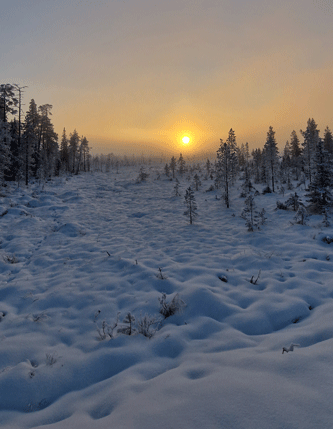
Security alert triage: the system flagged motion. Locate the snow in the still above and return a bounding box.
[0,166,333,428]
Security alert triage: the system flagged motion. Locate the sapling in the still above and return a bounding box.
[184,186,197,224]
[173,179,181,197]
[294,205,309,225]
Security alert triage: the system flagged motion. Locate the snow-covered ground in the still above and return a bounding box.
[1,166,333,429]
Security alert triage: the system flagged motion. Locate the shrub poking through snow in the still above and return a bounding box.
[96,313,120,340]
[156,267,167,279]
[262,186,272,194]
[158,293,186,318]
[250,269,261,285]
[137,313,159,338]
[322,236,333,244]
[282,344,300,354]
[118,312,136,335]
[3,253,18,264]
[276,201,288,210]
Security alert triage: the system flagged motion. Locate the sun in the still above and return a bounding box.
[182,136,190,144]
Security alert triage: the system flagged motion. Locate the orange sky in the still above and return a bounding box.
[1,0,333,156]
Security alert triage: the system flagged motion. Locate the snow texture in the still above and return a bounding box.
[0,167,333,428]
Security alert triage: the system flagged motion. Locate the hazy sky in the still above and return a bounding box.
[1,0,333,155]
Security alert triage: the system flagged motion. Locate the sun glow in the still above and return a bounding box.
[182,136,190,144]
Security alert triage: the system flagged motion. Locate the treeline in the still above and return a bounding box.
[163,121,333,214]
[0,83,90,186]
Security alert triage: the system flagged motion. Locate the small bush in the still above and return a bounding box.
[158,293,186,318]
[276,201,288,210]
[323,236,333,244]
[96,313,120,340]
[262,186,272,194]
[137,313,160,338]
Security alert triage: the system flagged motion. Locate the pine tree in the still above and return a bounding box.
[68,129,80,174]
[281,140,291,186]
[178,153,186,175]
[290,130,302,180]
[263,126,279,192]
[193,173,201,191]
[251,148,262,184]
[241,194,258,231]
[206,159,211,175]
[301,118,319,185]
[184,186,197,224]
[37,104,58,180]
[173,178,181,196]
[118,312,136,335]
[0,119,11,185]
[22,99,39,185]
[306,140,332,212]
[323,126,333,157]
[285,192,302,211]
[169,156,177,178]
[60,128,69,172]
[215,129,238,208]
[80,137,89,172]
[0,84,18,123]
